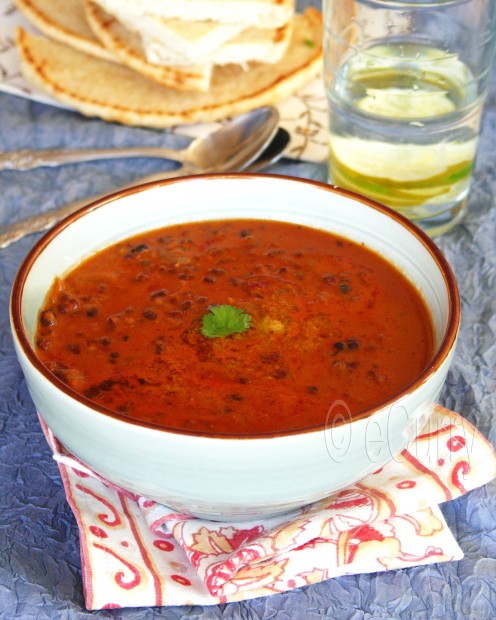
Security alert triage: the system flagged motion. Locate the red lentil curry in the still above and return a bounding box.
[35,219,434,435]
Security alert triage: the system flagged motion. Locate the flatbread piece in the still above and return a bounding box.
[85,0,292,83]
[14,0,116,61]
[15,0,214,92]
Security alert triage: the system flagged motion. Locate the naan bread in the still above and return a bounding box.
[14,0,115,61]
[15,0,213,92]
[85,0,293,71]
[16,8,323,128]
[84,1,214,92]
[91,0,295,28]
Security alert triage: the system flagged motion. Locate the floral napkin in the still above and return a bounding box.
[40,405,496,610]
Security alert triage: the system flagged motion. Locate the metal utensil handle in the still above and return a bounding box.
[0,166,189,249]
[0,124,287,249]
[0,146,189,170]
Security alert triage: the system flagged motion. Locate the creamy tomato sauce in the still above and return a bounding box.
[35,219,434,435]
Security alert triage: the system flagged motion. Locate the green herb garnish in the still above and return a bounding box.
[201,305,252,338]
[304,39,316,48]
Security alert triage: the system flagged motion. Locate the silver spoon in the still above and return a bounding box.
[130,126,290,186]
[0,106,279,172]
[247,127,290,172]
[0,128,289,250]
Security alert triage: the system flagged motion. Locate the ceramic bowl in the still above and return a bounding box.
[10,174,460,520]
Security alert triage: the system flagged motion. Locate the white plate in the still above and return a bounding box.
[0,1,328,162]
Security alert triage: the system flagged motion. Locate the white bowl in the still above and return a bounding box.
[10,174,460,520]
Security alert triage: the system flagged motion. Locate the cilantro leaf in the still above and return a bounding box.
[201,305,252,338]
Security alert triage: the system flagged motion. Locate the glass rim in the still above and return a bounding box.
[353,0,478,7]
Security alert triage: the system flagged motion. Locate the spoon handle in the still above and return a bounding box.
[0,166,190,249]
[0,146,188,170]
[0,124,288,249]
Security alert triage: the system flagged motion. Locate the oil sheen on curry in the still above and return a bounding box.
[35,219,434,435]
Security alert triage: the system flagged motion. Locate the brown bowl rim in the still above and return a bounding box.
[10,173,461,439]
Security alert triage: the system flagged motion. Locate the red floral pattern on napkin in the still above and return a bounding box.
[40,405,496,609]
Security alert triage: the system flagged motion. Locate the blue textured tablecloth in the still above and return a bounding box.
[1,23,495,620]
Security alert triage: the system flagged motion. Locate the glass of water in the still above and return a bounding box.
[323,0,496,236]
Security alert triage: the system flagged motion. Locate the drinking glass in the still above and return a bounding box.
[323,0,496,236]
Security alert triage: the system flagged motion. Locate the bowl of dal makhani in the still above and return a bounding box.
[10,174,459,520]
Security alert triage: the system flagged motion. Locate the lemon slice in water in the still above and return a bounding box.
[330,135,477,183]
[333,81,477,182]
[357,87,457,118]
